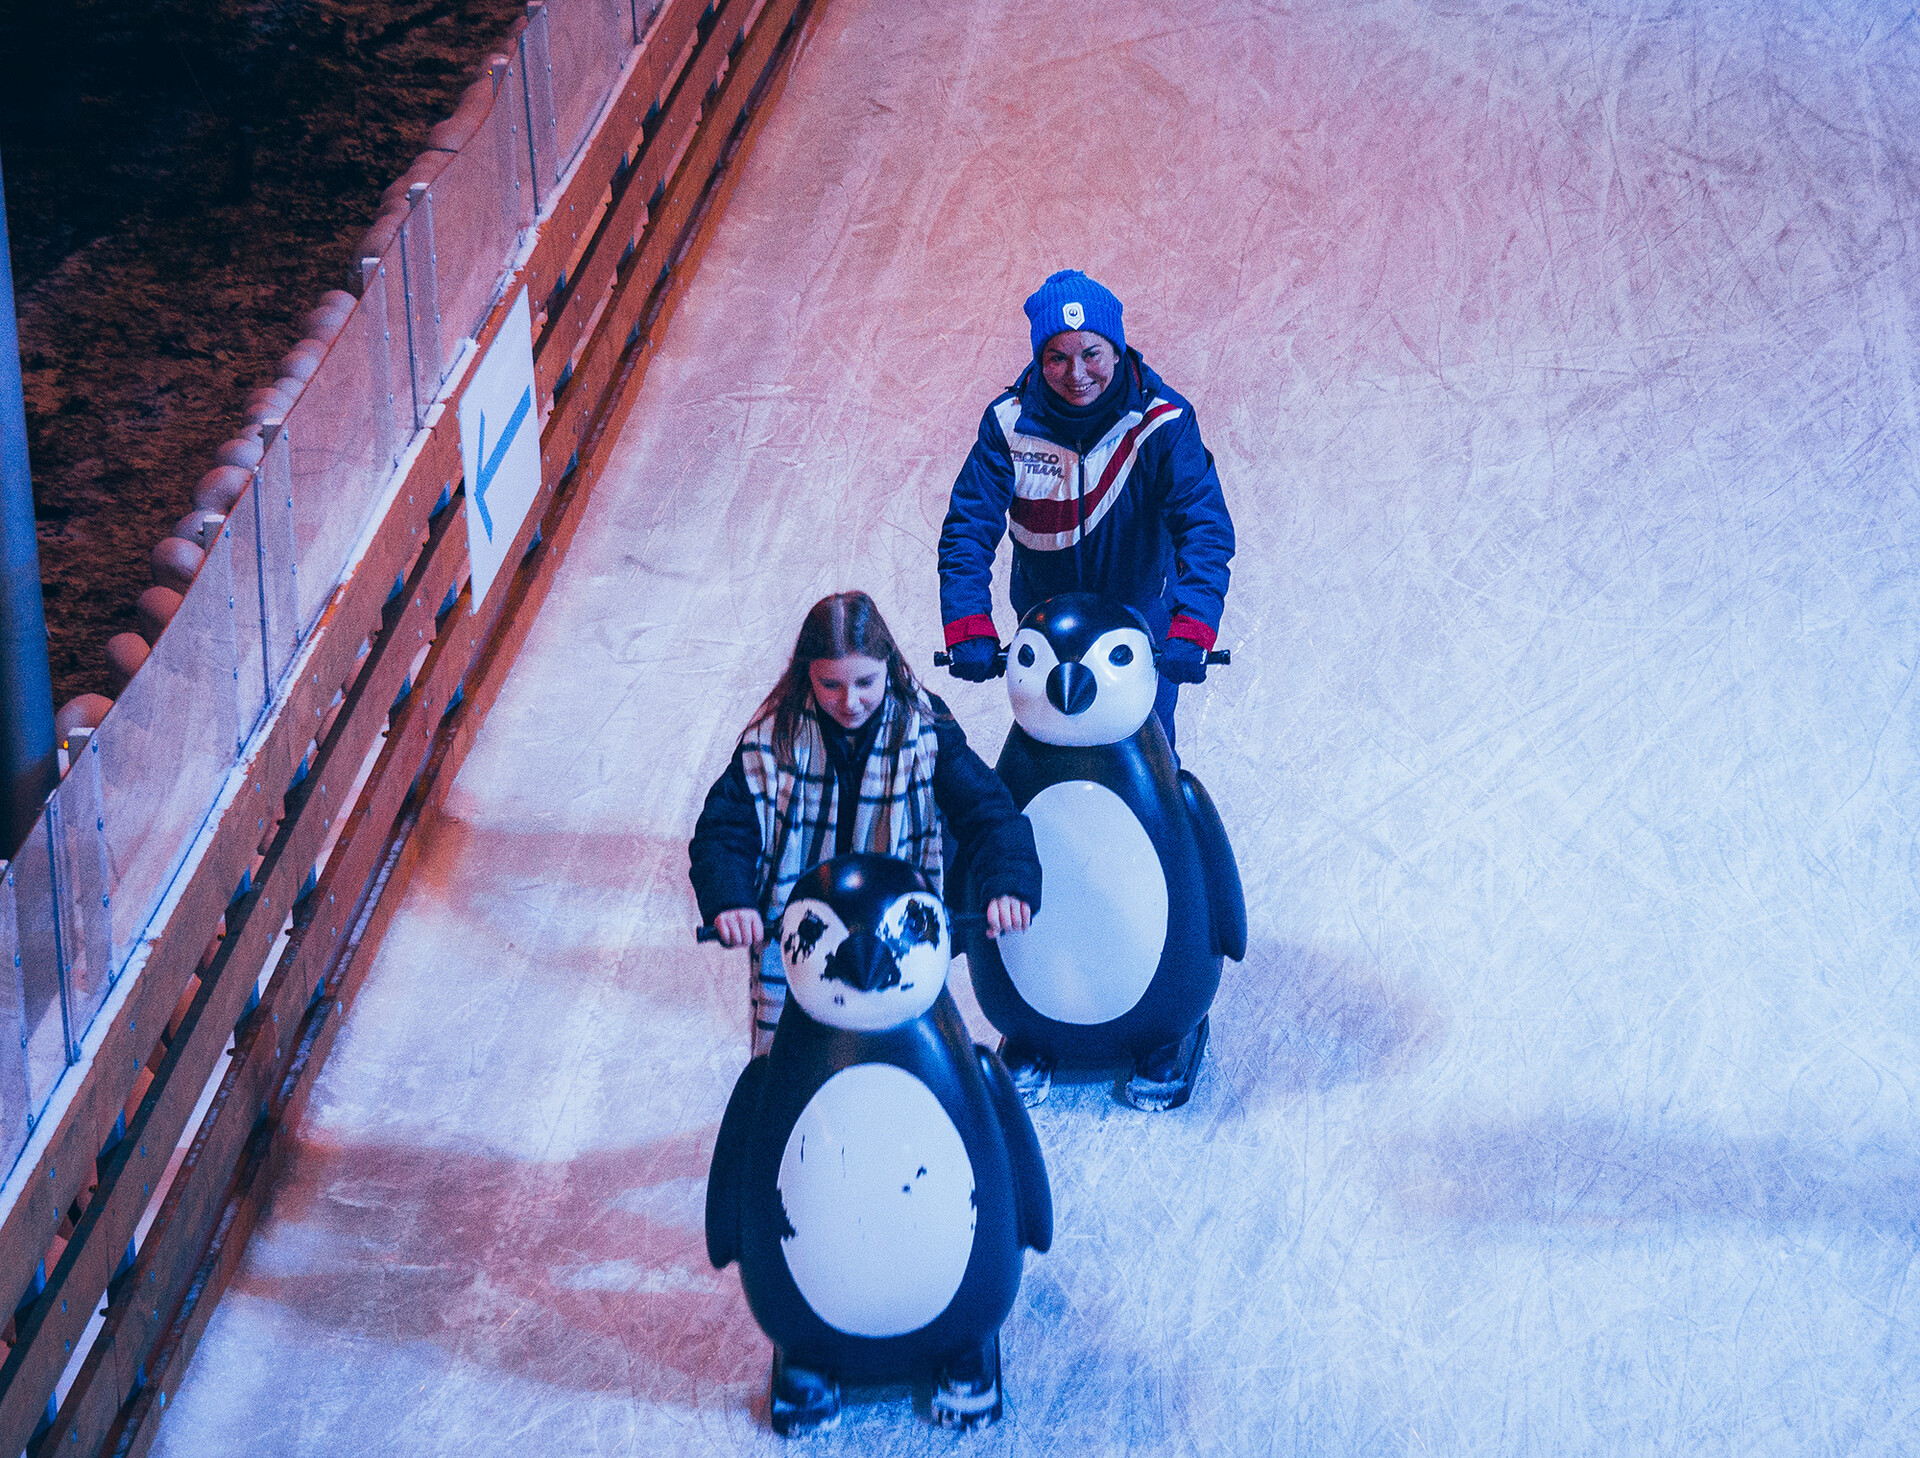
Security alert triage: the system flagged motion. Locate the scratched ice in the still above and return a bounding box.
[156,2,1918,1454]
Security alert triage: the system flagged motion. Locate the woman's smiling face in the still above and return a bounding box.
[1039,330,1119,406]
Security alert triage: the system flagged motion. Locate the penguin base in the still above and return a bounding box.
[932,1334,1004,1430]
[1124,1016,1209,1112]
[770,1352,842,1437]
[998,1037,1055,1108]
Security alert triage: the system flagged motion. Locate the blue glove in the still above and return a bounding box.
[1158,637,1208,684]
[947,636,1001,683]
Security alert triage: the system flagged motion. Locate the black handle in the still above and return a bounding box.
[704,912,996,946]
[931,648,1009,679]
[935,647,1228,673]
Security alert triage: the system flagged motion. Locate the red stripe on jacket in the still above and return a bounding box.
[1008,403,1181,536]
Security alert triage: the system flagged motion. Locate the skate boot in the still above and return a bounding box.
[1124,1015,1208,1112]
[932,1334,1004,1429]
[770,1351,841,1437]
[998,1037,1054,1108]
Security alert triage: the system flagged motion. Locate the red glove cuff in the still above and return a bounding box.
[1167,615,1217,651]
[943,614,999,648]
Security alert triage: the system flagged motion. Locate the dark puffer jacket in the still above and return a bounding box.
[938,350,1235,651]
[688,694,1041,923]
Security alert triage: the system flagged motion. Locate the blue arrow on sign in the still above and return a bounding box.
[474,385,534,542]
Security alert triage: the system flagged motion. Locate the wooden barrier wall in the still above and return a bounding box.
[0,0,819,1450]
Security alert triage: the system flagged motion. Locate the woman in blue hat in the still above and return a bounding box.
[936,270,1236,753]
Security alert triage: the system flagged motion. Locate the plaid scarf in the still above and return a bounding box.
[738,690,943,923]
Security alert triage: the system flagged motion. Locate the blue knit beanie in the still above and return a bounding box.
[1024,270,1125,358]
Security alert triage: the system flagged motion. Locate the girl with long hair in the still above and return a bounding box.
[689,591,1039,1054]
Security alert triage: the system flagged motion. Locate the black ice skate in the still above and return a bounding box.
[998,1037,1054,1108]
[770,1351,841,1437]
[932,1334,1004,1429]
[1124,1015,1208,1112]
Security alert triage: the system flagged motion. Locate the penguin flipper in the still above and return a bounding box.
[977,1046,1053,1253]
[1180,769,1247,961]
[705,1054,770,1269]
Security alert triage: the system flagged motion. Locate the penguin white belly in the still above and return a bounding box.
[776,1063,977,1338]
[1000,780,1168,1024]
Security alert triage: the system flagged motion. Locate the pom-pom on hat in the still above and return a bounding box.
[1024,270,1125,358]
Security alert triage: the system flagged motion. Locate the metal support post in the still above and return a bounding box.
[0,149,57,859]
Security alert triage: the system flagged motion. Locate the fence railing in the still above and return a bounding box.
[0,0,819,1449]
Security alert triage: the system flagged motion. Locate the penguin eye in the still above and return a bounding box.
[1108,644,1134,667]
[1017,644,1036,668]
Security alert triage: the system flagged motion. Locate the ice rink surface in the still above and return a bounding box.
[156,1,1919,1453]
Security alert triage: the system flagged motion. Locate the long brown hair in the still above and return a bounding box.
[753,592,932,767]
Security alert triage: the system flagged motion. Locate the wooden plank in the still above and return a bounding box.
[0,449,453,1386]
[66,303,549,1458]
[523,0,713,323]
[14,0,823,1449]
[104,1120,275,1458]
[532,0,739,402]
[1,433,457,1454]
[27,504,472,1458]
[543,0,803,491]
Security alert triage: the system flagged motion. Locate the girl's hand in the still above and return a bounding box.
[983,897,1032,938]
[714,908,764,952]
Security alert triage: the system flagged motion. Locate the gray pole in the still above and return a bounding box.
[0,149,56,859]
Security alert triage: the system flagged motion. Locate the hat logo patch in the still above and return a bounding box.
[1063,301,1085,328]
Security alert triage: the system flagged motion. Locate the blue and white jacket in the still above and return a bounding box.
[938,351,1235,651]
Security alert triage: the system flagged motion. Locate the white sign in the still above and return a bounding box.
[457,288,542,612]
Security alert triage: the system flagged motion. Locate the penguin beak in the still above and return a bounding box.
[1046,661,1097,715]
[822,929,903,992]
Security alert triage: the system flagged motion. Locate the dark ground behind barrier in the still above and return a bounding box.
[0,0,525,708]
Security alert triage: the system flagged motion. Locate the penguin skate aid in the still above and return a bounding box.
[688,591,1041,1056]
[703,854,1054,1434]
[940,592,1247,1113]
[935,269,1236,757]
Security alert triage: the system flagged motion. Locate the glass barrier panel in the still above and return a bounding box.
[399,206,445,420]
[501,58,538,236]
[286,288,407,634]
[49,745,113,1046]
[520,7,561,204]
[93,511,250,972]
[363,245,424,435]
[425,95,522,377]
[547,0,630,173]
[357,256,412,458]
[256,425,301,678]
[632,0,663,46]
[220,476,270,747]
[12,815,70,1120]
[1,863,29,1172]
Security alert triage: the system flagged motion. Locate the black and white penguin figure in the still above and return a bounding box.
[705,853,1053,1436]
[962,592,1247,1111]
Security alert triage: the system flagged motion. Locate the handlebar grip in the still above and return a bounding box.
[931,649,1010,679]
[1207,649,1231,666]
[695,926,720,944]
